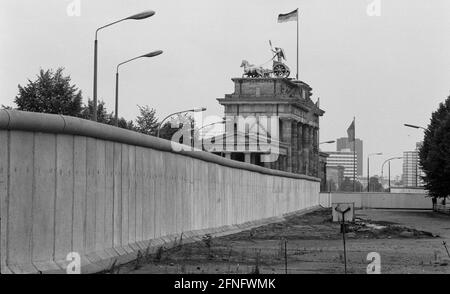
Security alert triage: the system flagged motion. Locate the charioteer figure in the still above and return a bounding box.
[269,40,291,78]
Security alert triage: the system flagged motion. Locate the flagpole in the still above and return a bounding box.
[296,8,299,80]
[353,117,356,192]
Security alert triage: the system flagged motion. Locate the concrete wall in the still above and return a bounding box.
[319,192,432,210]
[0,110,320,274]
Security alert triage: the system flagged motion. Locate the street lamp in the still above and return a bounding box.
[404,124,427,131]
[320,140,336,145]
[367,152,383,192]
[198,118,230,135]
[157,108,207,138]
[93,10,156,122]
[114,50,163,126]
[381,157,402,192]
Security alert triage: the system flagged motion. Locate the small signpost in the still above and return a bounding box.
[333,203,355,274]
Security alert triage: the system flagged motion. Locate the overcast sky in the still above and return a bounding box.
[1,0,449,177]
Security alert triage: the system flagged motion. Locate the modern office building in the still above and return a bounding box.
[325,149,358,180]
[336,137,363,176]
[402,142,425,187]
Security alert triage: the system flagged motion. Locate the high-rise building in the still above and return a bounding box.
[336,137,363,176]
[325,150,358,180]
[402,142,424,187]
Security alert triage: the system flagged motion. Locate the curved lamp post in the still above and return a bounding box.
[404,124,427,131]
[367,152,383,192]
[381,157,402,192]
[114,50,163,126]
[157,108,207,138]
[93,10,156,122]
[198,118,231,136]
[319,140,336,145]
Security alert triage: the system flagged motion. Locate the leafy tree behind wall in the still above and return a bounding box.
[135,105,159,136]
[420,96,450,199]
[339,177,364,192]
[368,177,384,192]
[10,67,193,137]
[80,99,113,124]
[14,68,82,116]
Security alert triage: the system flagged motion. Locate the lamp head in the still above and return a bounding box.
[126,10,155,20]
[404,124,420,129]
[142,50,163,58]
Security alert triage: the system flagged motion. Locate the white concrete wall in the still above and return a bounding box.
[320,192,432,210]
[0,112,320,274]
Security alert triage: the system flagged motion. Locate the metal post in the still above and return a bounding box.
[191,119,195,149]
[341,215,347,274]
[93,39,98,122]
[114,71,119,127]
[367,157,370,192]
[296,10,299,80]
[335,206,350,274]
[415,153,418,187]
[388,161,391,192]
[284,240,288,274]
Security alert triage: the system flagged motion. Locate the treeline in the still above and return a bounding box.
[419,95,450,200]
[322,177,384,193]
[3,67,187,140]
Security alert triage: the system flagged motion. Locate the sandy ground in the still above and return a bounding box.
[115,209,450,274]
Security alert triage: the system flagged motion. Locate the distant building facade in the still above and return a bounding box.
[325,150,357,180]
[336,137,363,176]
[212,77,324,177]
[402,144,425,187]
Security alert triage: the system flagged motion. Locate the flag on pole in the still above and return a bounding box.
[347,120,355,142]
[278,9,298,23]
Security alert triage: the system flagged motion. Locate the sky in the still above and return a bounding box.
[1,0,449,178]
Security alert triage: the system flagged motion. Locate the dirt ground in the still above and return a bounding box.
[113,208,450,274]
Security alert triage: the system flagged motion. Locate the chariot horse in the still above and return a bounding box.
[240,60,269,78]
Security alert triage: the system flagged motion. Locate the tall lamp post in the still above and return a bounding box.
[381,157,402,192]
[367,152,383,192]
[320,140,336,145]
[157,108,207,138]
[115,50,163,126]
[404,123,426,187]
[93,10,156,122]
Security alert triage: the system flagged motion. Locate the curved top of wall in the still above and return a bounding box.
[0,110,319,182]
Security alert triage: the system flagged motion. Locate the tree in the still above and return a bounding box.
[117,117,135,131]
[158,121,182,141]
[339,177,363,192]
[325,179,337,192]
[14,68,82,116]
[369,177,383,192]
[157,114,195,142]
[419,96,450,199]
[80,99,113,124]
[135,105,159,136]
